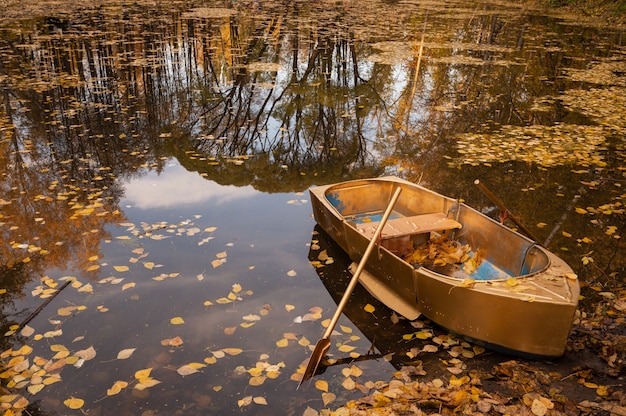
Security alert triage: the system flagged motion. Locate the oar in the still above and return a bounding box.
[474,179,541,243]
[298,186,402,389]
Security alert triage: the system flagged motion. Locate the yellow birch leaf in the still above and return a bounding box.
[27,384,45,395]
[122,282,135,291]
[204,357,217,365]
[364,304,376,313]
[170,317,185,325]
[298,337,310,347]
[322,392,336,406]
[144,262,155,270]
[253,396,268,405]
[342,377,356,390]
[575,207,588,214]
[232,283,242,293]
[64,397,84,409]
[249,376,266,386]
[340,325,352,333]
[276,338,289,347]
[222,348,243,355]
[117,348,136,360]
[135,368,153,380]
[114,265,129,272]
[285,304,295,312]
[315,379,329,392]
[338,344,356,353]
[107,380,128,396]
[238,396,252,408]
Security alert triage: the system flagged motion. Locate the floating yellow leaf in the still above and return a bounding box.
[177,365,200,376]
[64,397,84,409]
[315,379,329,392]
[322,392,336,406]
[238,396,252,408]
[117,348,136,360]
[232,283,242,293]
[575,207,588,214]
[364,304,376,313]
[135,368,153,380]
[340,325,352,333]
[253,397,268,405]
[134,378,161,390]
[144,262,155,269]
[222,348,243,356]
[114,265,129,272]
[249,376,266,386]
[170,317,185,325]
[342,377,356,390]
[27,384,45,395]
[285,304,295,312]
[122,282,135,291]
[107,380,128,396]
[338,344,356,353]
[75,346,96,361]
[276,339,289,348]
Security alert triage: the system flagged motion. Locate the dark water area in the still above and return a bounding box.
[1,0,625,414]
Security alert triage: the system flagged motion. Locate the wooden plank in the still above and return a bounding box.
[356,212,461,240]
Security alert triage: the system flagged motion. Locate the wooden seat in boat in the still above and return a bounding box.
[356,212,462,256]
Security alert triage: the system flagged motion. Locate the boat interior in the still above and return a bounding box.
[324,179,550,281]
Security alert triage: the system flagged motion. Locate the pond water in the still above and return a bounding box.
[1,0,625,415]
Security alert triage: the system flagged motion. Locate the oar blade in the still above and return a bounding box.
[297,337,331,389]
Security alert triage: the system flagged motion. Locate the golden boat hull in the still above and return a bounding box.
[310,176,580,358]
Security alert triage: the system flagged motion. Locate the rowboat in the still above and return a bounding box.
[309,176,580,358]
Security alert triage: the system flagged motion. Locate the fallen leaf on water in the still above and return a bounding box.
[75,346,96,361]
[64,397,84,409]
[177,364,203,376]
[364,304,376,313]
[117,348,136,360]
[107,380,128,396]
[114,265,129,272]
[287,269,297,277]
[249,376,266,386]
[321,392,336,407]
[135,368,153,380]
[238,396,252,408]
[315,379,329,392]
[253,397,268,405]
[170,317,185,325]
[222,348,243,355]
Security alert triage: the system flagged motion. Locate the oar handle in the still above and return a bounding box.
[474,179,541,243]
[322,186,402,339]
